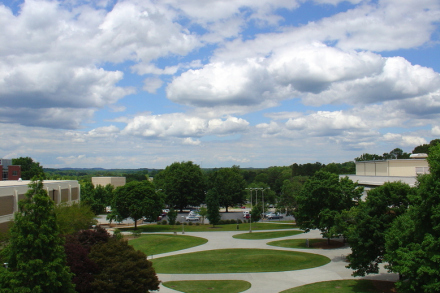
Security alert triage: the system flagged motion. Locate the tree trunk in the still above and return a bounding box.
[226,206,229,212]
[327,237,330,245]
[134,219,138,230]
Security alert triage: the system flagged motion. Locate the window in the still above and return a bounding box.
[12,171,18,176]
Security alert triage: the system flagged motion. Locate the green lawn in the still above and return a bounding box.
[268,238,345,249]
[121,222,297,232]
[162,280,251,293]
[129,234,208,256]
[280,279,396,293]
[233,230,303,240]
[151,248,330,274]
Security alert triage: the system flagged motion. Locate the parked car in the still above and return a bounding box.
[243,211,249,218]
[267,213,283,220]
[186,216,200,221]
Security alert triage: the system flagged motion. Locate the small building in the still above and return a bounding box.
[0,159,21,181]
[0,180,80,233]
[92,177,126,188]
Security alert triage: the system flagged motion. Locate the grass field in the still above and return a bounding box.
[129,234,208,256]
[268,238,345,249]
[162,280,251,293]
[233,230,303,240]
[151,248,330,274]
[121,222,297,232]
[279,279,396,293]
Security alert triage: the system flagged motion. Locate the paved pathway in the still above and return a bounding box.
[136,227,398,293]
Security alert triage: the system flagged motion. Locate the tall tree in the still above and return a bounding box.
[154,161,206,212]
[12,157,45,180]
[0,179,75,293]
[384,144,440,292]
[113,180,163,230]
[206,190,221,227]
[208,166,246,212]
[345,182,412,276]
[294,171,363,244]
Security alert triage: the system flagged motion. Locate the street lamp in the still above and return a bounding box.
[262,187,270,222]
[249,213,252,233]
[181,216,185,234]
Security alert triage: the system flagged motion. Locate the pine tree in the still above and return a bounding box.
[0,179,75,293]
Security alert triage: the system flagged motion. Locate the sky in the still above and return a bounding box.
[0,0,439,169]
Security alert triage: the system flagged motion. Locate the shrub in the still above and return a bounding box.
[161,220,168,225]
[230,219,236,224]
[237,219,242,224]
[176,221,181,225]
[195,222,200,226]
[188,221,193,226]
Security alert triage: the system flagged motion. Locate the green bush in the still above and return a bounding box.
[176,221,181,225]
[188,221,193,226]
[113,228,123,240]
[230,219,236,224]
[237,219,242,224]
[161,220,168,225]
[195,222,200,226]
[132,230,141,238]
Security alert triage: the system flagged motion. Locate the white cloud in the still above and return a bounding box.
[121,113,249,138]
[432,126,440,136]
[143,77,164,94]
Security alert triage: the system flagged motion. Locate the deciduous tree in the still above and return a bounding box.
[113,180,163,230]
[208,166,246,212]
[0,179,75,293]
[206,190,221,227]
[154,161,206,212]
[345,182,412,276]
[295,171,363,244]
[12,157,45,180]
[384,144,440,292]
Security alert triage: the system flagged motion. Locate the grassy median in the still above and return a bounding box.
[129,234,208,256]
[151,248,330,274]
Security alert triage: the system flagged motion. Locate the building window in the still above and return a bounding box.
[416,167,430,175]
[12,171,18,176]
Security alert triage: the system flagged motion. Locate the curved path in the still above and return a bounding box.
[139,228,398,293]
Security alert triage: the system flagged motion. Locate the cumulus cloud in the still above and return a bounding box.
[121,113,249,138]
[0,0,198,129]
[432,126,440,136]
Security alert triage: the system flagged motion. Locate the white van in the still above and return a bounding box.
[243,211,249,218]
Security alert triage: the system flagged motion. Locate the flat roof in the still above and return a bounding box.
[0,180,78,188]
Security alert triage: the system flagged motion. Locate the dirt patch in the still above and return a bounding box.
[311,240,345,249]
[371,280,397,293]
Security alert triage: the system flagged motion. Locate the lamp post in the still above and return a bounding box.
[181,216,185,234]
[262,187,270,222]
[249,213,252,233]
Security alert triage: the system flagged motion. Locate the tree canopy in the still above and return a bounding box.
[113,180,163,229]
[207,166,246,212]
[294,171,363,242]
[12,157,45,180]
[345,181,412,276]
[384,144,440,292]
[154,161,206,212]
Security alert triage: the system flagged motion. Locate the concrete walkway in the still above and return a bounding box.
[137,228,398,293]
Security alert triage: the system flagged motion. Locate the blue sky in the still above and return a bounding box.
[0,0,439,169]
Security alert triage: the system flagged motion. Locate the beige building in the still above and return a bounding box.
[92,177,126,188]
[0,180,80,233]
[342,155,429,198]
